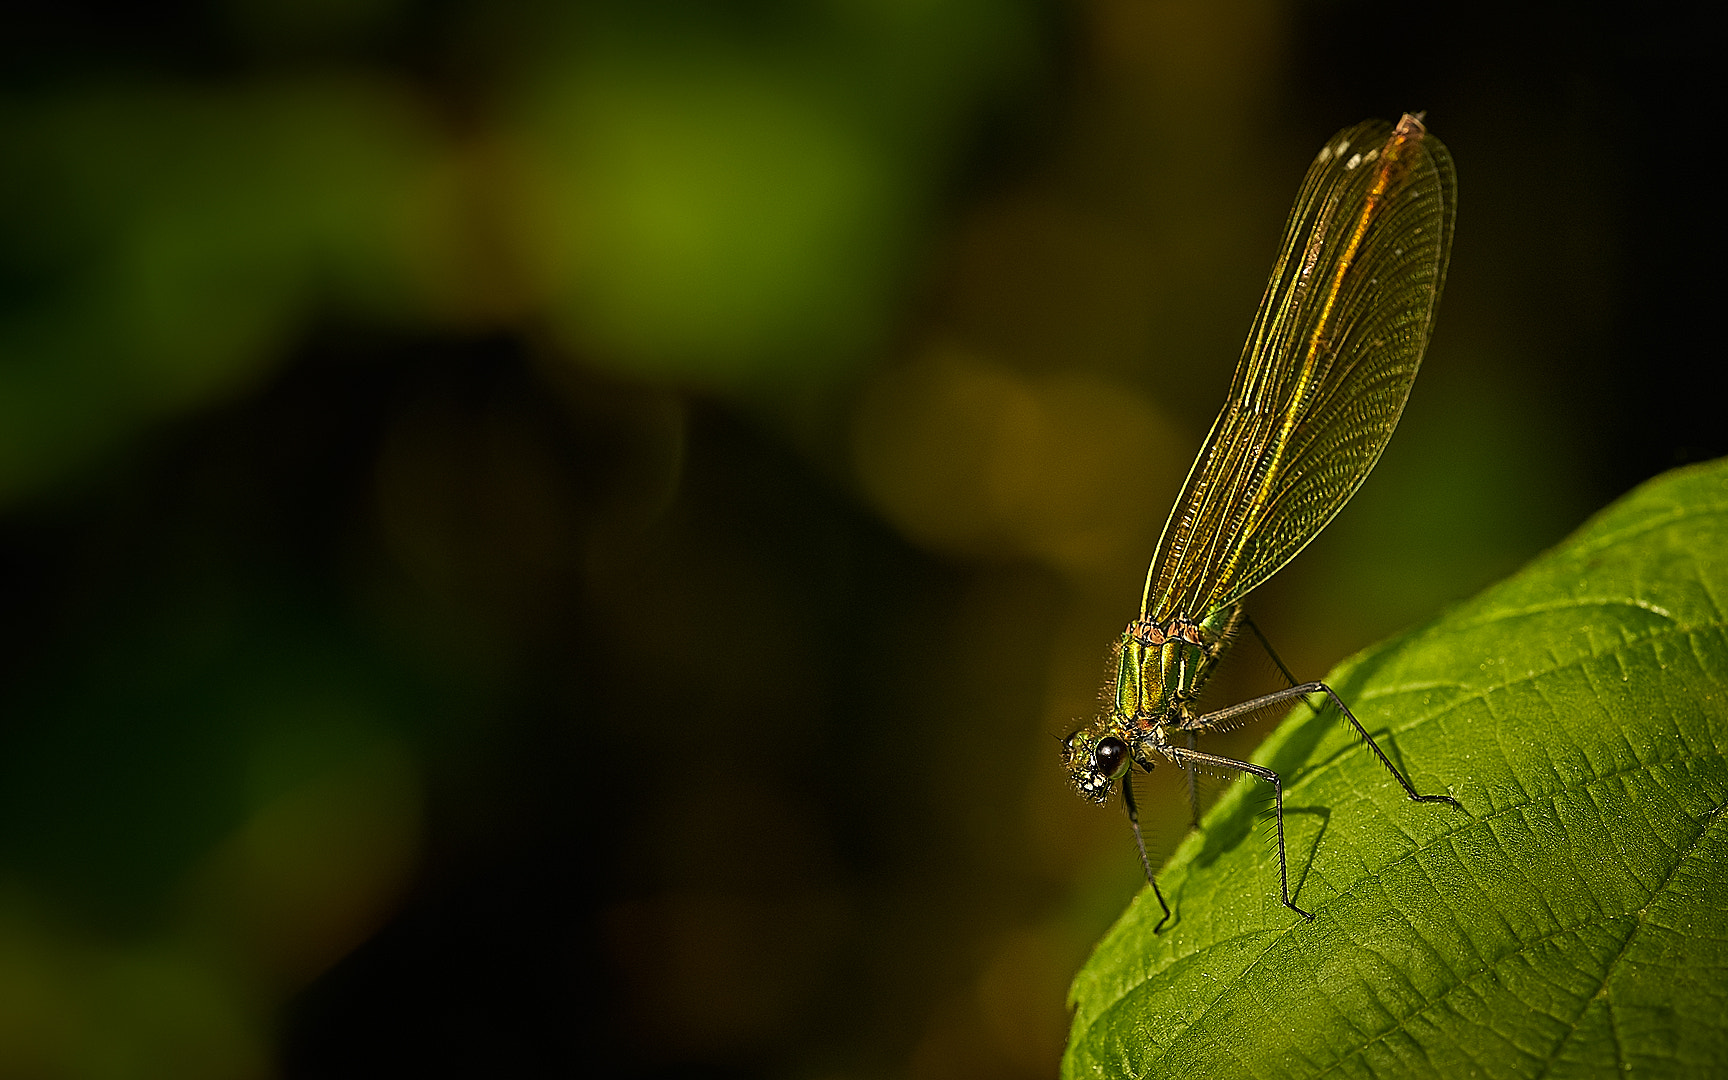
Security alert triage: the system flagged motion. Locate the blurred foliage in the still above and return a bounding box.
[0,0,1716,1078]
[0,79,447,499]
[1066,458,1728,1078]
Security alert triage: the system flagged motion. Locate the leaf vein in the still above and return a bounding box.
[1528,798,1728,1078]
[1547,498,1728,565]
[1299,619,1725,799]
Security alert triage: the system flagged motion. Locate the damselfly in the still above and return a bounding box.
[1061,113,1461,930]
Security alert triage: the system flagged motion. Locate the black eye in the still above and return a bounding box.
[1094,736,1128,779]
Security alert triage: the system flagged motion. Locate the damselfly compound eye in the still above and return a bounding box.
[1093,737,1128,780]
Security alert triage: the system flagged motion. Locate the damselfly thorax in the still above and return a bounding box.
[1116,608,1241,727]
[1069,606,1241,798]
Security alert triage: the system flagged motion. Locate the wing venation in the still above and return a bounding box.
[1140,115,1457,622]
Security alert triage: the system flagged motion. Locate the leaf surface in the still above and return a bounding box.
[1065,459,1728,1079]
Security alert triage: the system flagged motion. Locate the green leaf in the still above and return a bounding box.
[1064,458,1728,1079]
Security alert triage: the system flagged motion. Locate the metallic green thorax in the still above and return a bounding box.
[1064,605,1243,802]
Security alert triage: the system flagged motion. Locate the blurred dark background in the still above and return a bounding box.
[0,1,1716,1077]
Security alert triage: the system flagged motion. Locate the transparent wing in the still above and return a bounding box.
[1141,114,1456,622]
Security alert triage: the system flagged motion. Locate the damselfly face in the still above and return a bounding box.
[1062,722,1136,803]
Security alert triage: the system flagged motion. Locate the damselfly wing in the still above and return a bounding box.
[1061,113,1461,930]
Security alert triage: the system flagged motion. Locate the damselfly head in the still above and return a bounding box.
[1063,723,1137,804]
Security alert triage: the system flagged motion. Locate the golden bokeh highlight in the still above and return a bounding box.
[853,345,1186,583]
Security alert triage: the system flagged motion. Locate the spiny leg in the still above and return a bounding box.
[1165,744,1311,920]
[1183,616,1286,830]
[1184,729,1201,829]
[1189,682,1461,809]
[1242,615,1302,692]
[1121,770,1172,933]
